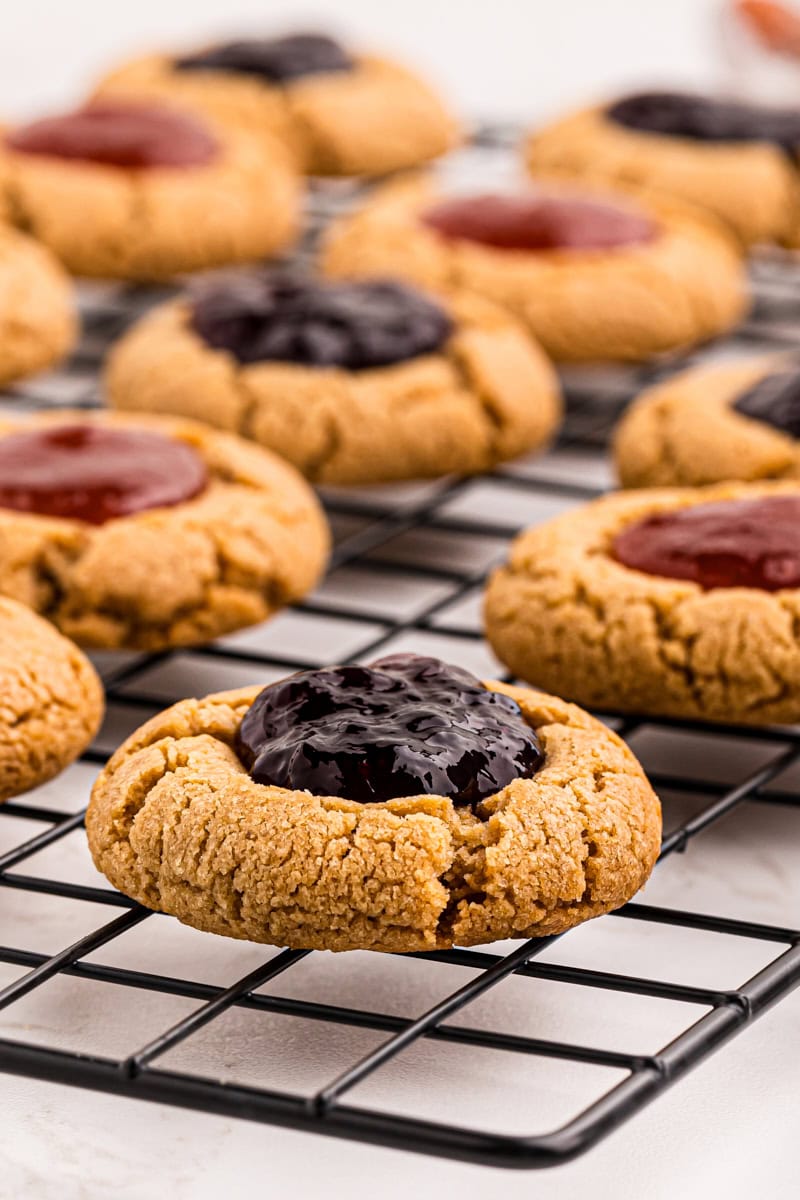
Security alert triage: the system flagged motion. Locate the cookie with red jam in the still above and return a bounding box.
[0,411,328,649]
[86,654,661,952]
[93,31,458,177]
[320,176,748,363]
[615,356,800,488]
[524,91,800,246]
[0,226,77,385]
[0,596,103,802]
[0,101,300,280]
[104,270,561,485]
[486,481,800,724]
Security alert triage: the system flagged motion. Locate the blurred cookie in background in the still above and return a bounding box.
[525,90,800,247]
[615,355,800,487]
[485,480,800,725]
[0,410,329,650]
[93,31,458,177]
[320,175,749,362]
[0,225,76,383]
[0,596,103,802]
[104,269,562,485]
[0,100,301,280]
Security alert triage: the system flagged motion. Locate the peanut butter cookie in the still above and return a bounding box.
[94,32,458,177]
[104,272,562,485]
[0,225,77,384]
[320,176,748,363]
[486,481,800,725]
[0,410,329,650]
[0,596,103,801]
[524,93,800,247]
[86,655,661,952]
[614,357,800,488]
[0,101,300,281]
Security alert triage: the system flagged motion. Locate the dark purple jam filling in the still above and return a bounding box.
[607,91,800,155]
[235,654,544,807]
[189,273,453,369]
[175,33,354,84]
[733,366,800,437]
[613,495,800,591]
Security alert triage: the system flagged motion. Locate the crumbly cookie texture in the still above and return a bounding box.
[0,411,329,650]
[320,176,749,363]
[104,288,562,485]
[614,357,800,488]
[94,53,458,177]
[524,105,799,247]
[86,681,661,953]
[0,225,76,384]
[0,122,300,281]
[485,480,800,725]
[0,596,103,801]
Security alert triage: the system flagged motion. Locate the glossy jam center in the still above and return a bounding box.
[235,654,544,807]
[420,193,656,252]
[0,424,209,524]
[733,367,800,437]
[607,91,800,153]
[190,273,453,368]
[6,103,218,168]
[613,495,800,590]
[175,33,354,84]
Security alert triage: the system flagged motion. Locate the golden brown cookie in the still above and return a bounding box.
[0,410,329,650]
[320,176,749,363]
[86,674,661,953]
[614,356,800,488]
[94,42,458,177]
[0,225,77,384]
[0,102,301,281]
[524,103,799,247]
[0,596,103,801]
[104,273,562,485]
[485,480,800,725]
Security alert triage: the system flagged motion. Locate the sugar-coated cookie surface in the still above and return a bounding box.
[485,480,800,725]
[105,280,562,485]
[94,45,458,177]
[614,358,800,488]
[0,410,329,650]
[0,597,103,801]
[320,176,748,363]
[86,680,661,953]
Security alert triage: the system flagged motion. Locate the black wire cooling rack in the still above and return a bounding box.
[0,130,799,1170]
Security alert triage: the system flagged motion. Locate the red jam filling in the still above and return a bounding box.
[0,424,209,524]
[420,193,656,252]
[6,103,218,169]
[613,495,800,591]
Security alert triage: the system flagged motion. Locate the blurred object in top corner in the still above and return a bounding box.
[721,1,800,101]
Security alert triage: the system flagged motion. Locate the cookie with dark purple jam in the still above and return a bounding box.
[87,663,661,951]
[106,268,562,486]
[614,359,800,490]
[189,274,453,369]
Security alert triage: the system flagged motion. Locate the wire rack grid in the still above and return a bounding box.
[0,131,799,1170]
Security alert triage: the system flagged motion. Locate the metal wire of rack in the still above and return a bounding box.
[0,130,799,1170]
